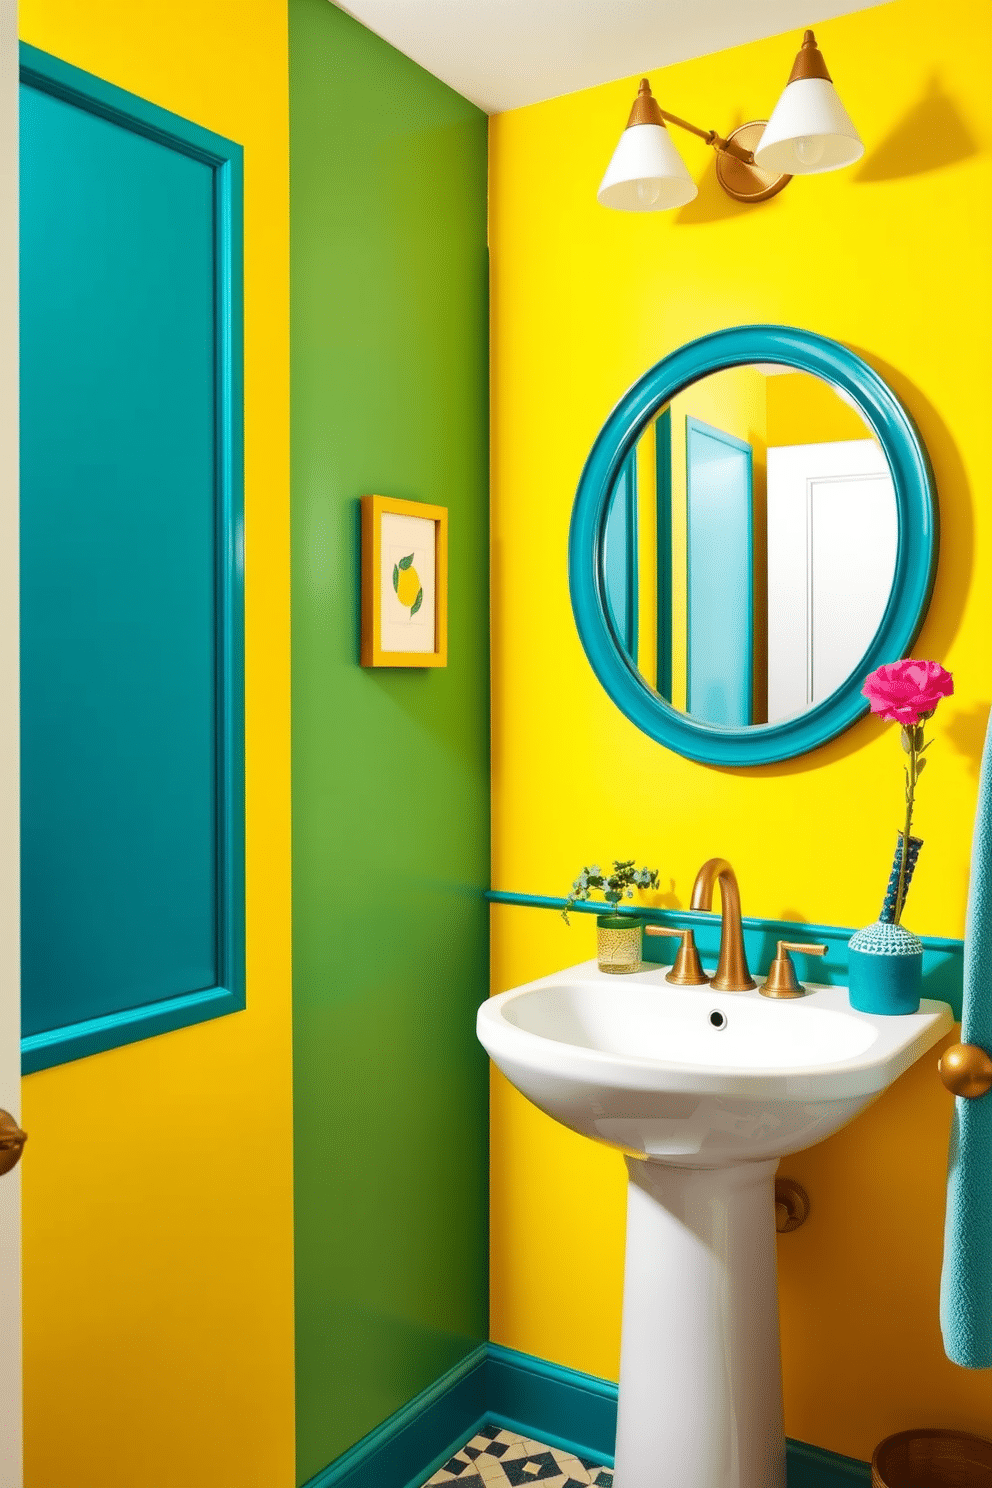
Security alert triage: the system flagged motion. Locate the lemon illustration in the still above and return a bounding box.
[396,563,420,606]
[392,553,424,616]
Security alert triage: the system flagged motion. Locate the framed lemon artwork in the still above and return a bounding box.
[360,494,448,667]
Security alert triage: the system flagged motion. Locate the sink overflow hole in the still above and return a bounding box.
[709,1010,728,1031]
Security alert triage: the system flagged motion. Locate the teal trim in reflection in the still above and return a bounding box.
[569,325,938,766]
[486,889,964,1018]
[655,408,672,701]
[685,416,753,726]
[19,45,245,1072]
[602,450,638,662]
[300,1341,871,1488]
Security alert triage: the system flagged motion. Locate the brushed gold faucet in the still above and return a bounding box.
[690,858,756,992]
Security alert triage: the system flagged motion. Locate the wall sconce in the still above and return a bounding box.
[598,30,863,211]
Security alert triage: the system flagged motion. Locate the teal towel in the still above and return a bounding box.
[941,705,992,1367]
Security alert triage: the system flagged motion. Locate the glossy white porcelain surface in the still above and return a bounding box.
[478,958,954,1166]
[616,1157,785,1488]
[478,955,953,1487]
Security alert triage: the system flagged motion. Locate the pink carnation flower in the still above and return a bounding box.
[862,659,954,725]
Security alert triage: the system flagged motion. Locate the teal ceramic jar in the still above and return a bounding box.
[847,921,923,1015]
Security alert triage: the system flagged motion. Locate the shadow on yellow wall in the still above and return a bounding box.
[855,77,977,181]
[490,0,992,1461]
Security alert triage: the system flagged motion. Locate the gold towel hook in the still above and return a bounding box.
[938,1043,992,1099]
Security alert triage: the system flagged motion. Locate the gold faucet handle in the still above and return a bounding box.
[645,925,710,986]
[760,940,828,999]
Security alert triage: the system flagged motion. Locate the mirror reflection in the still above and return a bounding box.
[603,365,897,727]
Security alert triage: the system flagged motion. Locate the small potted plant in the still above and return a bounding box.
[563,859,660,974]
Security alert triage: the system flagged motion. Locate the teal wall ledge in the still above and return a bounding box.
[300,1341,871,1488]
[486,890,964,1020]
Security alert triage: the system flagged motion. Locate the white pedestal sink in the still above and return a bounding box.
[477,959,953,1488]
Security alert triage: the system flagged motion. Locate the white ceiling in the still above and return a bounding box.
[331,0,888,114]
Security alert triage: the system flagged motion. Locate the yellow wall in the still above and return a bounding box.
[17,4,294,1485]
[766,370,875,445]
[490,0,992,1461]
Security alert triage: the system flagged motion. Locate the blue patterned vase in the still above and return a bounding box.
[847,920,923,1015]
[878,832,924,924]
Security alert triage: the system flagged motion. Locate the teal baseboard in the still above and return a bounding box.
[299,1345,487,1488]
[487,1344,615,1466]
[787,1439,872,1485]
[301,1341,871,1488]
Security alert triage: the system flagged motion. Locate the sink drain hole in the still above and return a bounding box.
[709,1010,728,1031]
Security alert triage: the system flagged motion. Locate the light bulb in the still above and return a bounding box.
[636,179,662,207]
[793,135,825,167]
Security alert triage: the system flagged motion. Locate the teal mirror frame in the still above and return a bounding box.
[569,325,939,767]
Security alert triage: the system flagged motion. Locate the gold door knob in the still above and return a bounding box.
[0,1110,27,1176]
[645,925,709,985]
[938,1043,992,1099]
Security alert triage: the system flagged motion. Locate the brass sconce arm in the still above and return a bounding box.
[623,78,786,204]
[657,109,753,165]
[627,82,754,165]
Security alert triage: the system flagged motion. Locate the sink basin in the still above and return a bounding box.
[478,958,954,1488]
[478,959,954,1167]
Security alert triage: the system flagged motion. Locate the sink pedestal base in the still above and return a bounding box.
[614,1157,785,1488]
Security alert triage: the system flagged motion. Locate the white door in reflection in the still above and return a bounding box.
[767,438,897,723]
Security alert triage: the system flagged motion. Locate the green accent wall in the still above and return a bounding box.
[289,2,490,1482]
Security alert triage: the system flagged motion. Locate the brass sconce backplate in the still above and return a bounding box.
[715,122,791,203]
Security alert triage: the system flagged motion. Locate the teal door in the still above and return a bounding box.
[685,417,753,726]
[19,47,244,1070]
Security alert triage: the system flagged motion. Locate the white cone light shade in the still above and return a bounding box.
[753,76,864,175]
[598,123,697,211]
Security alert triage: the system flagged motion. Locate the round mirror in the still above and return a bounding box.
[569,327,938,765]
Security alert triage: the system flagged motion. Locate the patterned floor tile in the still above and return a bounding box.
[424,1429,613,1488]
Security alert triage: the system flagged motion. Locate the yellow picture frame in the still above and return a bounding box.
[360,494,448,668]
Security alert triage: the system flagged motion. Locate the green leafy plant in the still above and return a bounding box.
[562,859,659,924]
